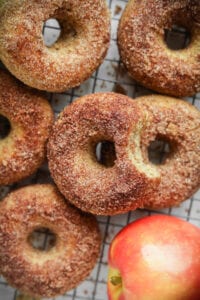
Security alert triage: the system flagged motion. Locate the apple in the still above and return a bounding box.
[108,215,200,300]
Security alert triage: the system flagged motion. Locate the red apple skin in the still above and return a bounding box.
[108,215,200,300]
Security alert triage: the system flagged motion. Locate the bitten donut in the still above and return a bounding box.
[0,184,101,298]
[47,93,200,215]
[0,0,110,92]
[118,0,200,97]
[0,69,53,185]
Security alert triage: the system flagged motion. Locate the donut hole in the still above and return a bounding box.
[148,137,174,165]
[0,115,11,139]
[28,227,57,251]
[95,141,116,167]
[43,18,61,47]
[43,18,77,48]
[164,25,191,50]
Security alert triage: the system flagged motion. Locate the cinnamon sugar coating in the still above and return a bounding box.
[48,93,200,214]
[47,92,160,215]
[136,95,200,209]
[118,0,200,97]
[0,0,110,92]
[0,184,101,298]
[0,69,53,185]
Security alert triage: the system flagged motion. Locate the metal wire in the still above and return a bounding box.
[0,0,199,299]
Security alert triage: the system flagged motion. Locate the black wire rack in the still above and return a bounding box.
[0,0,199,299]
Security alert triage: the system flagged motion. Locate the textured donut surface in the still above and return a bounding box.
[135,95,200,209]
[118,0,200,97]
[0,184,101,297]
[0,69,53,185]
[0,0,110,92]
[48,92,200,214]
[47,92,161,215]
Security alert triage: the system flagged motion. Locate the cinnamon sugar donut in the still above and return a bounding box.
[118,0,200,97]
[0,69,53,185]
[0,184,101,298]
[0,0,110,92]
[135,95,200,209]
[47,93,200,215]
[48,92,160,215]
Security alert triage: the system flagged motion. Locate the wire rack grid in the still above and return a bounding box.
[0,0,200,299]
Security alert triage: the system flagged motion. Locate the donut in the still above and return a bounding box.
[0,0,110,92]
[47,92,200,215]
[0,184,101,297]
[118,0,200,97]
[0,69,53,185]
[135,95,200,209]
[47,92,160,215]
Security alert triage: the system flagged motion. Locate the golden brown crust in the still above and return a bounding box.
[0,0,110,92]
[0,184,101,298]
[47,92,200,214]
[118,0,200,97]
[0,69,54,185]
